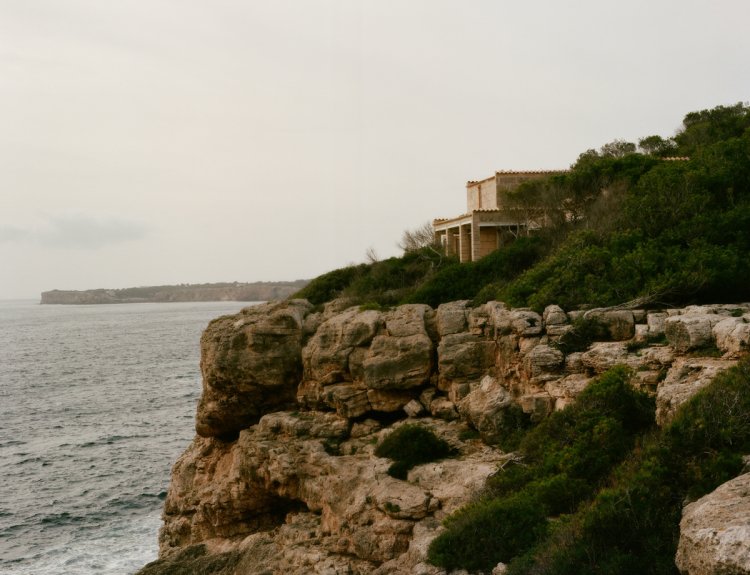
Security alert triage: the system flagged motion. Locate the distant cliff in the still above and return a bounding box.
[40,281,309,304]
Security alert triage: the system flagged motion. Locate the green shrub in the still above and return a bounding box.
[429,367,655,573]
[375,424,454,479]
[408,237,545,308]
[494,403,534,451]
[503,356,750,575]
[427,492,548,572]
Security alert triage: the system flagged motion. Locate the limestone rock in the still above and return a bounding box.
[256,411,349,440]
[676,472,750,575]
[647,312,668,337]
[458,376,513,443]
[384,304,432,337]
[404,399,426,418]
[565,352,584,373]
[196,299,313,438]
[546,323,572,337]
[437,333,496,391]
[713,316,750,357]
[367,389,415,412]
[543,304,568,326]
[655,358,737,426]
[302,307,383,385]
[523,344,565,380]
[585,310,635,341]
[665,314,724,353]
[633,323,649,342]
[518,393,555,419]
[545,373,591,410]
[486,301,512,336]
[363,333,433,390]
[580,342,631,373]
[435,300,469,336]
[509,309,543,336]
[160,412,505,573]
[430,398,459,421]
[408,445,509,514]
[321,383,370,418]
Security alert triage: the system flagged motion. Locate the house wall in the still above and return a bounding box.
[466,178,499,211]
[478,227,499,259]
[494,172,563,209]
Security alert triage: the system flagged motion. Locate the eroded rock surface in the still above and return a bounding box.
[157,412,504,574]
[146,298,750,575]
[196,299,313,438]
[676,472,750,575]
[655,357,737,426]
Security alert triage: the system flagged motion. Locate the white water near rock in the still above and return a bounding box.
[0,300,252,575]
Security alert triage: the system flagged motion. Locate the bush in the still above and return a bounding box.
[429,367,655,573]
[503,356,750,575]
[375,424,454,479]
[408,237,546,308]
[427,492,548,572]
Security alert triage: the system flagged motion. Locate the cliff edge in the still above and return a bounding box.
[138,299,750,575]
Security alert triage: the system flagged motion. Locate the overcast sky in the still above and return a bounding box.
[1,0,749,299]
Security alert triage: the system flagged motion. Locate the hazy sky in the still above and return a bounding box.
[2,1,749,299]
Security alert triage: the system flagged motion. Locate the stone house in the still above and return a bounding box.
[433,170,565,263]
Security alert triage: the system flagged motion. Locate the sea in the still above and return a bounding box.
[0,300,253,575]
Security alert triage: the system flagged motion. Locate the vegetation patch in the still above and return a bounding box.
[428,366,655,572]
[428,357,750,575]
[296,103,750,312]
[375,424,454,479]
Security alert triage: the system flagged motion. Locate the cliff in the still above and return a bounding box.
[39,281,308,304]
[138,299,750,575]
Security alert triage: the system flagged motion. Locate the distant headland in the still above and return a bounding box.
[40,281,309,304]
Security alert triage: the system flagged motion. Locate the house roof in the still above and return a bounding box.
[467,169,567,185]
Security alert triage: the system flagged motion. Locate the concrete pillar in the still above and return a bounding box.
[459,224,472,263]
[444,228,456,257]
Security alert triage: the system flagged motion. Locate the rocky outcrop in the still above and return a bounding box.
[676,472,750,575]
[155,411,507,574]
[143,299,750,575]
[196,299,313,438]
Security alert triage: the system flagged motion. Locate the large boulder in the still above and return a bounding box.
[543,304,568,327]
[196,300,312,438]
[676,472,750,575]
[350,305,436,393]
[435,301,469,336]
[437,333,497,392]
[713,316,750,357]
[523,344,565,380]
[458,376,513,443]
[362,333,433,390]
[665,314,724,353]
[302,306,383,385]
[584,310,635,341]
[509,309,543,337]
